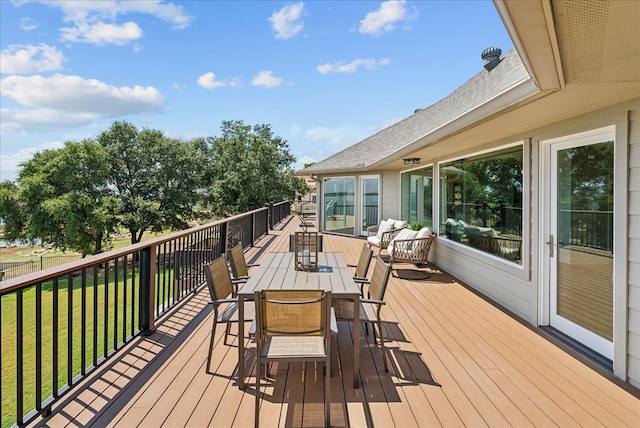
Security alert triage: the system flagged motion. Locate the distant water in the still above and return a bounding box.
[0,239,42,247]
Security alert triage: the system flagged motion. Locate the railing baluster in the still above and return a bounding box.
[114,257,119,350]
[81,269,87,375]
[103,263,109,358]
[92,265,98,368]
[67,273,73,387]
[123,256,128,344]
[36,283,42,410]
[52,278,59,398]
[16,289,24,424]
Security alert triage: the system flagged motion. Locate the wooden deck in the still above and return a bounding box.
[32,217,639,427]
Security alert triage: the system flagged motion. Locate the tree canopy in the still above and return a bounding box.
[0,120,305,254]
[10,141,119,255]
[98,121,205,244]
[203,120,308,216]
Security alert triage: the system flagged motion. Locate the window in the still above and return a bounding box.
[400,166,433,228]
[439,146,523,263]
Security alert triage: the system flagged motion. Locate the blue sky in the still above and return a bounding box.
[0,0,513,182]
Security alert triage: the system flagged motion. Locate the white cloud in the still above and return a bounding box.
[359,0,410,36]
[197,72,242,89]
[0,44,66,75]
[305,124,373,147]
[61,21,143,45]
[269,2,304,40]
[19,17,37,31]
[251,70,283,88]
[0,74,164,131]
[197,72,226,89]
[31,0,192,46]
[317,57,391,74]
[295,155,316,171]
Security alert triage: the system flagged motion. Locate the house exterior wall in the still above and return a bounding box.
[628,108,640,388]
[312,99,639,386]
[430,99,639,385]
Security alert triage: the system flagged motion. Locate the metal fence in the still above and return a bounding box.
[0,255,83,281]
[0,201,290,427]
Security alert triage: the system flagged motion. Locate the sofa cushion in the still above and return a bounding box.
[387,218,408,230]
[465,226,497,238]
[367,236,381,247]
[415,227,432,238]
[377,219,393,239]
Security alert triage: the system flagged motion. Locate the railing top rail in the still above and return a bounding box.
[0,206,269,294]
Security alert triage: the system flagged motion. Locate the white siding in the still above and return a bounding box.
[628,108,640,388]
[380,171,401,220]
[431,242,533,321]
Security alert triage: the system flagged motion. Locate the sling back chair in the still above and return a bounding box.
[254,289,332,427]
[334,256,392,371]
[204,256,255,374]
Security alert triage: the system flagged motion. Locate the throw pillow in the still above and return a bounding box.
[377,220,392,239]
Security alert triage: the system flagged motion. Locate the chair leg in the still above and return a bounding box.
[255,355,261,427]
[207,318,217,374]
[325,357,331,427]
[377,320,388,372]
[223,323,231,345]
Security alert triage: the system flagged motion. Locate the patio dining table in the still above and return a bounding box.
[236,251,362,389]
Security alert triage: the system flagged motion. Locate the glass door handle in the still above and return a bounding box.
[546,235,555,258]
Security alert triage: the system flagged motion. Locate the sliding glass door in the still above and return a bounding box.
[360,176,379,235]
[323,177,355,235]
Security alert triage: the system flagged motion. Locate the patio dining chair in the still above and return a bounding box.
[347,243,373,297]
[228,244,259,284]
[254,289,332,427]
[334,256,392,371]
[204,256,255,374]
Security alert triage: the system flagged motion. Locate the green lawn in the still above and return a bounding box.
[1,265,177,428]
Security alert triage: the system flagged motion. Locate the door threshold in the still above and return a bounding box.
[539,326,613,371]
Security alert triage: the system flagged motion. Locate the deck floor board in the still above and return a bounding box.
[29,216,639,428]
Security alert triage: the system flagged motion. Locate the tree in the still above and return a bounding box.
[98,121,204,244]
[0,180,27,242]
[14,141,119,255]
[203,120,307,216]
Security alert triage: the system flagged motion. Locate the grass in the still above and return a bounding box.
[1,264,178,428]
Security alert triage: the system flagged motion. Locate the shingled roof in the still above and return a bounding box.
[301,48,532,174]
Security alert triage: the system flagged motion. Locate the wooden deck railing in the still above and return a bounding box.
[0,200,290,427]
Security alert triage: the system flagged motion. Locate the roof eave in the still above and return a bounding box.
[493,0,564,90]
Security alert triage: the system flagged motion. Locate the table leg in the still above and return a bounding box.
[353,295,360,388]
[238,296,245,389]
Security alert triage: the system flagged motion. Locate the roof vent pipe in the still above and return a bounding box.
[481,47,502,71]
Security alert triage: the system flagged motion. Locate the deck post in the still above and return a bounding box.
[265,202,274,230]
[139,245,156,333]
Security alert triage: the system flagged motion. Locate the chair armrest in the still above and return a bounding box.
[360,298,386,306]
[353,276,369,284]
[366,225,379,236]
[216,298,238,305]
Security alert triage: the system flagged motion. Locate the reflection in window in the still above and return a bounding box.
[400,166,433,228]
[323,177,355,235]
[439,146,523,263]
